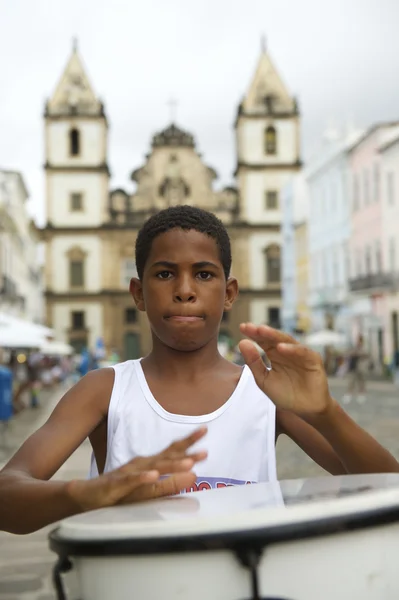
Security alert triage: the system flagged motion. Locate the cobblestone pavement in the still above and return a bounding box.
[0,378,398,599]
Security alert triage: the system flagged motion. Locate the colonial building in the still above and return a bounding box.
[348,123,399,365]
[281,174,309,335]
[42,43,301,358]
[380,131,399,363]
[306,128,362,340]
[0,170,43,323]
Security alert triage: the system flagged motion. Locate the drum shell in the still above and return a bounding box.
[64,519,399,600]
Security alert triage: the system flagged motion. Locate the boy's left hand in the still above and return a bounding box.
[239,323,333,417]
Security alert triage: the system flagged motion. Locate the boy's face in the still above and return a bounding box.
[130,228,238,352]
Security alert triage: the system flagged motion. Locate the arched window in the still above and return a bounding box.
[69,128,80,156]
[265,245,281,284]
[264,125,277,155]
[67,246,86,288]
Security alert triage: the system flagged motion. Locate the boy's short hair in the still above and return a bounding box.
[135,205,232,280]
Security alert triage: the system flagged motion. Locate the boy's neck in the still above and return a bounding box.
[143,336,226,380]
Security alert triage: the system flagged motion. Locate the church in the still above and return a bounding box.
[41,42,301,359]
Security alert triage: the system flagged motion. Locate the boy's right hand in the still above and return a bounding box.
[66,427,207,512]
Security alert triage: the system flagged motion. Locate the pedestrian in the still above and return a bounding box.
[0,205,398,535]
[343,334,368,404]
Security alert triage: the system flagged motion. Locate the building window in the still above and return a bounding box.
[265,190,278,210]
[268,307,280,329]
[70,192,83,211]
[70,260,84,287]
[365,246,372,275]
[373,163,380,202]
[375,241,382,273]
[125,308,137,324]
[69,128,80,156]
[353,174,359,211]
[265,245,281,284]
[71,311,85,330]
[363,168,370,206]
[387,171,395,205]
[264,126,277,155]
[389,238,396,273]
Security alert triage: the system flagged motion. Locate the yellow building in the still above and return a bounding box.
[42,42,301,359]
[294,220,311,333]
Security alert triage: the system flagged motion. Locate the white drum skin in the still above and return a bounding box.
[68,521,399,600]
[51,475,399,600]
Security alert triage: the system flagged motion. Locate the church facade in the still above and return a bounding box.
[41,44,301,358]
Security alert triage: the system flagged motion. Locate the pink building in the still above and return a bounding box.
[348,123,399,365]
[380,132,399,363]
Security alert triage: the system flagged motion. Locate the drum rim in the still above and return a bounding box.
[49,500,399,558]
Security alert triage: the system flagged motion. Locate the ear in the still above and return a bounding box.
[129,278,146,312]
[224,277,238,311]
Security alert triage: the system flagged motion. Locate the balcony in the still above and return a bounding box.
[349,272,395,293]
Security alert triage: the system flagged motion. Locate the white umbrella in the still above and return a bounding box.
[0,328,43,349]
[305,330,347,347]
[0,313,54,339]
[40,340,75,356]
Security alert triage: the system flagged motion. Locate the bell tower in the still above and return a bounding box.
[43,41,109,350]
[235,41,301,224]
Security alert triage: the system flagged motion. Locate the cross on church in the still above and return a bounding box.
[167,98,178,123]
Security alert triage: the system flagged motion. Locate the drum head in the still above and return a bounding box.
[50,473,399,556]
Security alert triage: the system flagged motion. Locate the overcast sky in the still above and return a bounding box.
[1,0,399,225]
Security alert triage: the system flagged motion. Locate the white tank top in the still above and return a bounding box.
[89,359,277,491]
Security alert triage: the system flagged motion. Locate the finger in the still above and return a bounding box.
[146,453,207,476]
[100,470,160,506]
[161,427,208,457]
[141,472,198,500]
[238,339,270,390]
[277,343,323,368]
[240,323,297,347]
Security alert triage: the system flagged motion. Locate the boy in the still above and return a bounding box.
[0,206,398,535]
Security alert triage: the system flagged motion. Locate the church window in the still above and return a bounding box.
[265,245,281,284]
[125,308,137,324]
[268,307,281,329]
[67,246,86,288]
[70,260,84,287]
[264,126,277,155]
[70,192,83,211]
[71,311,85,330]
[265,190,278,210]
[69,128,80,156]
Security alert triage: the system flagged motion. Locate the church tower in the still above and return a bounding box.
[233,42,301,327]
[43,41,109,351]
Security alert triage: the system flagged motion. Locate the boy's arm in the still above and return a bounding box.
[0,369,207,534]
[0,368,114,533]
[277,406,399,475]
[240,323,399,475]
[276,409,347,475]
[304,400,399,474]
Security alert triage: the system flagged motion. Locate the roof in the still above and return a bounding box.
[347,121,399,153]
[152,123,196,148]
[0,169,29,199]
[379,133,399,154]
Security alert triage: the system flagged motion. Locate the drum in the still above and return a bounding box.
[49,473,399,600]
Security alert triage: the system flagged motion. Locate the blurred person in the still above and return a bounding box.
[343,335,368,404]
